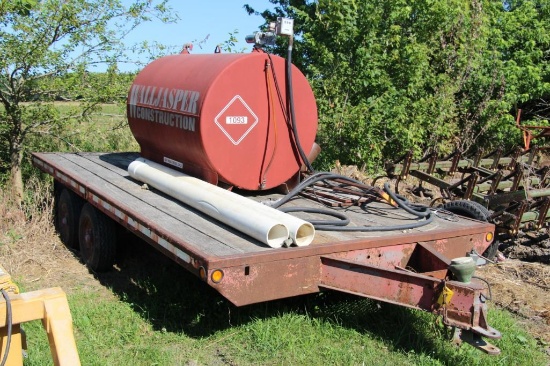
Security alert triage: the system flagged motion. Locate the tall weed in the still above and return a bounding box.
[0,177,58,274]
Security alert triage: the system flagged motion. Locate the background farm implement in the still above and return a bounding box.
[383,147,550,239]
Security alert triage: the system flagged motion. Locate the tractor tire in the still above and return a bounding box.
[441,200,490,221]
[55,188,84,249]
[78,203,117,272]
[441,200,499,260]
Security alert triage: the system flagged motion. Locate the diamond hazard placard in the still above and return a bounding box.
[214,95,258,145]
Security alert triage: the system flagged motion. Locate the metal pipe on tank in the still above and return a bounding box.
[128,159,289,248]
[129,158,315,247]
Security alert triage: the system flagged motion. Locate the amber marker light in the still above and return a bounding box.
[199,267,207,281]
[211,269,224,283]
[486,232,494,242]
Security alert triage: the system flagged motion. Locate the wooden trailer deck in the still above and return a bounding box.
[33,152,493,261]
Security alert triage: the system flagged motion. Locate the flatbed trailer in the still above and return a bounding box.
[32,151,502,354]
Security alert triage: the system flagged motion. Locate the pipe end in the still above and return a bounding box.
[293,223,315,247]
[266,224,290,248]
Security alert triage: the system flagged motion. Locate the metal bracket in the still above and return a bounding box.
[453,328,501,355]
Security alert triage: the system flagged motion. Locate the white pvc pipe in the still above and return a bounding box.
[131,158,316,247]
[128,159,289,248]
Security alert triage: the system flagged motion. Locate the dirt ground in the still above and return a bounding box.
[0,196,102,294]
[500,234,550,264]
[477,260,550,348]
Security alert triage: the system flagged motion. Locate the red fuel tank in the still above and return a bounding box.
[127,52,318,190]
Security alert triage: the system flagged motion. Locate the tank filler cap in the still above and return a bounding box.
[245,31,276,46]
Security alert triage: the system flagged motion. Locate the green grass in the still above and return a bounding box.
[27,102,138,153]
[19,241,549,366]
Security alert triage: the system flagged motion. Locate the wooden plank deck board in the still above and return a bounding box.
[35,152,490,260]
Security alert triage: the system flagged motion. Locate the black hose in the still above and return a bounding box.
[382,182,431,218]
[269,172,434,231]
[270,44,432,231]
[280,204,433,231]
[0,289,12,366]
[279,206,350,226]
[286,37,315,173]
[312,214,433,231]
[270,171,375,209]
[267,53,289,122]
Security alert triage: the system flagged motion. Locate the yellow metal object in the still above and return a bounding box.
[0,265,80,366]
[437,285,454,306]
[0,267,19,295]
[485,232,494,243]
[378,191,398,207]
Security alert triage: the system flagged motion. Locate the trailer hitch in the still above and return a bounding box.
[319,244,502,355]
[437,280,501,354]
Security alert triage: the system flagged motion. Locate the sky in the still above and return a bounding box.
[120,0,274,71]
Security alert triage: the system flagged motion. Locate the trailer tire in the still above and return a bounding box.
[441,200,499,260]
[56,188,84,249]
[78,203,117,272]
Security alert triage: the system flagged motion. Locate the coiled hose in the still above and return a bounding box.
[268,172,433,231]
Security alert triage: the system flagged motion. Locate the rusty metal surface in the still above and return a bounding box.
[319,255,444,311]
[319,255,501,341]
[516,108,550,150]
[457,329,501,355]
[211,256,321,306]
[213,229,493,269]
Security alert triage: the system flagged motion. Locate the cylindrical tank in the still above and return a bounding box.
[127,52,318,190]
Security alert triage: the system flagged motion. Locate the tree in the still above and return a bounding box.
[246,0,550,170]
[0,0,175,203]
[487,0,550,122]
[0,0,37,16]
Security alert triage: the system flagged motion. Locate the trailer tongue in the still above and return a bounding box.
[319,252,500,354]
